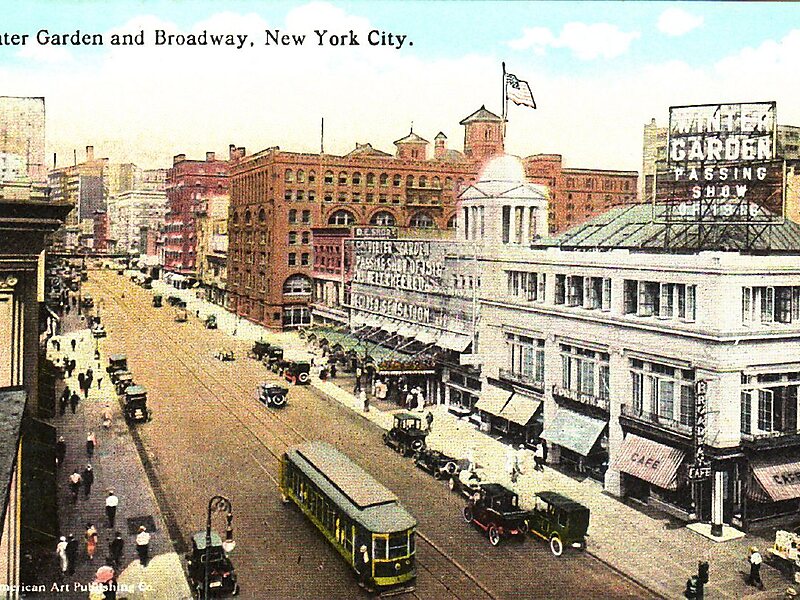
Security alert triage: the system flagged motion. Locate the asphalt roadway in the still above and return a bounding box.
[87,270,661,600]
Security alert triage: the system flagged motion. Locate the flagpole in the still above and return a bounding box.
[501,62,508,138]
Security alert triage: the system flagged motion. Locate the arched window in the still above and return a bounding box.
[419,176,427,188]
[284,169,293,182]
[296,169,305,183]
[366,173,375,186]
[258,208,266,222]
[232,211,239,224]
[393,174,401,187]
[380,173,388,187]
[244,210,252,224]
[432,176,441,189]
[352,172,361,185]
[328,210,355,225]
[447,214,457,229]
[308,170,316,183]
[338,171,348,185]
[406,175,414,187]
[409,212,434,228]
[445,177,453,189]
[283,274,312,295]
[370,211,396,226]
[324,170,334,185]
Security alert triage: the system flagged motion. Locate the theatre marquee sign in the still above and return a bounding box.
[351,240,446,293]
[655,102,784,224]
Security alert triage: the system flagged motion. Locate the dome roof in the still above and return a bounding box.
[479,154,526,183]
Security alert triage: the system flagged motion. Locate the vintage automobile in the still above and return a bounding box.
[463,483,530,546]
[152,294,163,308]
[107,354,128,381]
[80,271,88,282]
[91,323,107,338]
[527,491,590,556]
[413,448,467,480]
[114,372,135,395]
[249,340,271,361]
[770,526,800,572]
[214,350,235,362]
[205,314,218,329]
[123,385,152,423]
[81,294,95,309]
[175,308,188,323]
[266,347,285,371]
[257,383,288,408]
[449,465,488,499]
[382,412,429,456]
[284,361,311,385]
[185,531,240,598]
[167,295,182,306]
[141,276,153,290]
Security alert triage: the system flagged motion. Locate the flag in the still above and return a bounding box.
[505,73,536,109]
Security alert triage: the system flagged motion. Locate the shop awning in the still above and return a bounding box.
[474,385,512,416]
[364,315,383,328]
[415,328,440,345]
[381,320,401,334]
[396,323,419,339]
[498,393,542,427]
[437,332,472,353]
[613,434,685,491]
[750,455,800,502]
[350,313,368,328]
[541,409,606,458]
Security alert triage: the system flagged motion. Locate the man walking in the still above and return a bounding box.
[354,365,362,394]
[70,338,77,352]
[60,387,70,416]
[82,464,94,497]
[70,391,80,414]
[109,531,124,567]
[86,431,96,457]
[425,410,434,433]
[68,470,82,503]
[748,547,764,589]
[56,436,66,468]
[56,536,68,577]
[135,526,150,566]
[533,440,546,471]
[105,491,119,528]
[66,534,78,575]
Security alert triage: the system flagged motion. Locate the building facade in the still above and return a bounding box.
[164,151,230,277]
[106,189,169,255]
[195,192,229,306]
[0,97,46,183]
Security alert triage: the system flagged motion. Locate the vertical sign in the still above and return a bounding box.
[688,380,711,480]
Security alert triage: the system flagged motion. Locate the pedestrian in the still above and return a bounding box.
[415,389,426,412]
[71,295,77,307]
[748,546,764,588]
[68,470,82,503]
[105,491,119,528]
[70,338,76,351]
[354,365,362,394]
[102,404,112,429]
[56,436,66,467]
[109,531,124,567]
[97,375,103,390]
[65,359,73,378]
[56,536,68,576]
[70,391,80,414]
[94,348,101,361]
[360,389,369,413]
[53,338,61,352]
[78,372,86,391]
[86,431,96,457]
[330,363,337,378]
[135,526,150,566]
[65,534,78,575]
[506,448,522,484]
[59,388,69,416]
[86,367,94,390]
[534,440,546,471]
[425,410,434,432]
[82,464,94,497]
[85,523,98,560]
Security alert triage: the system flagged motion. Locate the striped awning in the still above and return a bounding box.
[541,409,606,457]
[498,393,541,427]
[437,332,472,353]
[749,455,800,502]
[474,385,512,416]
[415,328,440,345]
[613,434,685,491]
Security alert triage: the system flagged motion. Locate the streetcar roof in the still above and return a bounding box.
[288,441,416,532]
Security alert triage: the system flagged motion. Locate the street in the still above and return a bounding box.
[86,269,659,599]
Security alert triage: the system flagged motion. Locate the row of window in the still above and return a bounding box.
[564,176,633,191]
[288,231,311,245]
[741,372,800,435]
[287,168,462,190]
[554,275,612,311]
[742,286,800,325]
[233,208,451,229]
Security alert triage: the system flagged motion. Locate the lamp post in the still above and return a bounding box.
[204,495,235,600]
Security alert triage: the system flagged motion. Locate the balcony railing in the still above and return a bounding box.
[552,385,610,411]
[741,430,800,449]
[498,368,545,393]
[620,404,693,435]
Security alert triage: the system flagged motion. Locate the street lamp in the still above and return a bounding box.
[204,495,235,600]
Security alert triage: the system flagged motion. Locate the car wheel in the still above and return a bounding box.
[488,525,501,547]
[448,477,457,492]
[444,461,457,475]
[411,439,424,452]
[550,535,563,557]
[383,433,391,446]
[298,372,309,383]
[463,506,473,523]
[271,394,287,407]
[432,469,443,480]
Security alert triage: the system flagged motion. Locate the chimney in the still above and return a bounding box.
[434,132,447,160]
[206,151,216,162]
[237,147,246,160]
[229,144,237,160]
[173,154,186,165]
[86,146,94,162]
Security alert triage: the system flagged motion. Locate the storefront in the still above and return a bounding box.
[475,385,542,445]
[745,452,800,525]
[541,408,608,482]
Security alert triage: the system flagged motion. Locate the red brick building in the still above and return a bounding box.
[163,151,231,277]
[228,106,640,330]
[91,209,109,251]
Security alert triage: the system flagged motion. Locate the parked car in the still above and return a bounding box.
[214,349,235,362]
[449,465,488,499]
[413,448,467,480]
[249,340,271,361]
[123,385,151,423]
[114,372,134,395]
[463,483,530,546]
[107,354,128,381]
[284,361,311,385]
[185,531,240,598]
[257,383,288,408]
[266,347,284,371]
[527,491,590,556]
[204,314,218,329]
[382,412,429,456]
[167,295,182,306]
[91,323,107,338]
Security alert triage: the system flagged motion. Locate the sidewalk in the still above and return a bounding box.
[151,277,793,599]
[45,309,191,599]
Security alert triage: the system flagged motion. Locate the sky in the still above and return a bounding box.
[2,1,800,171]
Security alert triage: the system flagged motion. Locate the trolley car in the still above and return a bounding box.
[280,441,416,592]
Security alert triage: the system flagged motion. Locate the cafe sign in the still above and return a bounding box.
[688,379,711,481]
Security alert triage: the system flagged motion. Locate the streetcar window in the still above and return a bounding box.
[373,535,388,560]
[408,531,415,554]
[389,532,408,559]
[343,524,353,552]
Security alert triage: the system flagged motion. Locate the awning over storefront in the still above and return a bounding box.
[498,393,542,427]
[396,324,419,339]
[381,320,401,334]
[541,409,606,458]
[415,328,440,345]
[613,434,685,491]
[474,385,512,416]
[364,315,383,328]
[749,455,800,502]
[437,332,472,353]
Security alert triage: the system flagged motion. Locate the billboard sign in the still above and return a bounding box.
[654,102,784,224]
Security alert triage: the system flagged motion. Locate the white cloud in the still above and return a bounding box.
[16,43,72,64]
[507,22,639,60]
[657,7,704,37]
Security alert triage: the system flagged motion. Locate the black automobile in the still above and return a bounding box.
[266,347,284,371]
[413,448,467,480]
[185,531,240,598]
[463,483,530,546]
[152,295,163,308]
[81,294,95,309]
[114,371,135,395]
[123,385,152,423]
[527,491,590,556]
[205,314,218,329]
[107,354,128,381]
[284,361,311,385]
[257,383,288,408]
[167,295,182,306]
[249,340,271,361]
[382,412,429,456]
[214,350,235,362]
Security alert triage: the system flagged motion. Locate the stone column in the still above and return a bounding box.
[604,347,629,497]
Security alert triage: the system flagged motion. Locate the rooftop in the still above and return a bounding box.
[459,105,503,125]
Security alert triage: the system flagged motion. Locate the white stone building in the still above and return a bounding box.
[107,189,168,254]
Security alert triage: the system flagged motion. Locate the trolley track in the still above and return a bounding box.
[92,273,498,600]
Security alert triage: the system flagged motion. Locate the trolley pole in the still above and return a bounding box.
[204,495,235,600]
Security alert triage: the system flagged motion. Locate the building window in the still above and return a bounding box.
[447,214,457,229]
[308,190,316,202]
[285,169,293,182]
[555,274,566,305]
[324,171,333,185]
[352,192,361,203]
[624,280,696,321]
[338,192,347,202]
[742,372,800,435]
[560,345,610,401]
[244,210,252,224]
[296,190,304,201]
[370,211,396,226]
[301,231,310,244]
[288,209,297,224]
[308,170,316,183]
[743,286,800,325]
[419,176,427,188]
[296,170,305,183]
[506,334,545,385]
[501,206,510,243]
[284,190,292,202]
[282,305,311,328]
[507,271,545,302]
[328,210,355,225]
[288,253,296,266]
[409,212,433,228]
[338,172,348,185]
[301,253,309,266]
[630,359,694,426]
[352,172,361,185]
[379,173,388,187]
[324,193,332,202]
[288,232,297,245]
[393,175,401,187]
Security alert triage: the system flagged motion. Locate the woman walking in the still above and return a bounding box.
[85,523,98,561]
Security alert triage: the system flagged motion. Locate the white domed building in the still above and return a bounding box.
[457,154,549,246]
